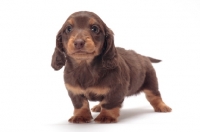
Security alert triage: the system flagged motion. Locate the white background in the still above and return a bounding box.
[0,0,200,131]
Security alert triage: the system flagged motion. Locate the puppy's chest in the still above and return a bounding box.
[64,64,99,88]
[65,84,109,101]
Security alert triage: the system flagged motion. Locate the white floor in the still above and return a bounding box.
[1,0,200,132]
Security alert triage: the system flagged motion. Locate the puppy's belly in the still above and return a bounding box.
[126,85,143,96]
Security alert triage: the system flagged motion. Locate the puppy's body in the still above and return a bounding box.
[51,11,171,123]
[65,47,156,96]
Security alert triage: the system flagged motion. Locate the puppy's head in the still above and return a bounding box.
[51,11,117,70]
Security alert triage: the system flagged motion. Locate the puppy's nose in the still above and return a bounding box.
[74,39,85,49]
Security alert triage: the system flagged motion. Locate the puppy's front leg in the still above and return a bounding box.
[68,92,92,123]
[94,91,124,123]
[94,107,120,123]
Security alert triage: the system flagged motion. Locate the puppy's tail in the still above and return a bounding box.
[148,57,161,63]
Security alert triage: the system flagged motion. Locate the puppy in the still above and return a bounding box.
[51,11,172,123]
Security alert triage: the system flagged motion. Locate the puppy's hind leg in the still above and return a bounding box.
[143,90,172,112]
[91,103,101,112]
[142,70,172,112]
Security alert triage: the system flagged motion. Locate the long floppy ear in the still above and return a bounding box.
[51,31,66,70]
[102,27,118,69]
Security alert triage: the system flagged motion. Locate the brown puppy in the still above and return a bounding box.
[51,11,172,123]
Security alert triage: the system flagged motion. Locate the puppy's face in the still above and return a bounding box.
[52,11,116,70]
[61,12,105,61]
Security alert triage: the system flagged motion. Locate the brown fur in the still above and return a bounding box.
[51,11,172,123]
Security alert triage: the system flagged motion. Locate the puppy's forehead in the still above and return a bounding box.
[67,12,100,27]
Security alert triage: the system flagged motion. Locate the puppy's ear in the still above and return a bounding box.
[102,27,118,69]
[51,31,66,70]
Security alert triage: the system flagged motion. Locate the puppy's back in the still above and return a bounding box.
[116,47,155,95]
[116,47,150,67]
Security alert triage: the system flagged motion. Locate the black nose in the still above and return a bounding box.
[74,39,85,49]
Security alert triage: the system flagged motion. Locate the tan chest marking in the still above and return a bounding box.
[65,83,110,96]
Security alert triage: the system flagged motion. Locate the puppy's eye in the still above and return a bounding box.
[91,25,99,33]
[65,25,72,33]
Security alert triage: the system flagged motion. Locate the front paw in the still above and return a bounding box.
[68,116,93,123]
[94,115,117,123]
[94,107,120,123]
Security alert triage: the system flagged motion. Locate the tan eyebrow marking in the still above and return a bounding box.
[67,18,74,25]
[89,18,98,25]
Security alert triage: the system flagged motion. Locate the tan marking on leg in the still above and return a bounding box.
[94,107,120,123]
[68,100,93,123]
[143,90,172,112]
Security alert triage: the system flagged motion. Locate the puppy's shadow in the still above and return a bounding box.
[56,107,154,125]
[118,107,154,121]
[92,106,154,121]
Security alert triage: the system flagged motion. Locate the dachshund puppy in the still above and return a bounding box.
[51,11,172,123]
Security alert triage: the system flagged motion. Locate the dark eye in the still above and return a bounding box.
[91,25,99,33]
[65,25,72,33]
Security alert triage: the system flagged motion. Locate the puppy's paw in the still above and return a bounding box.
[68,116,92,123]
[154,104,172,112]
[91,105,101,112]
[94,115,117,123]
